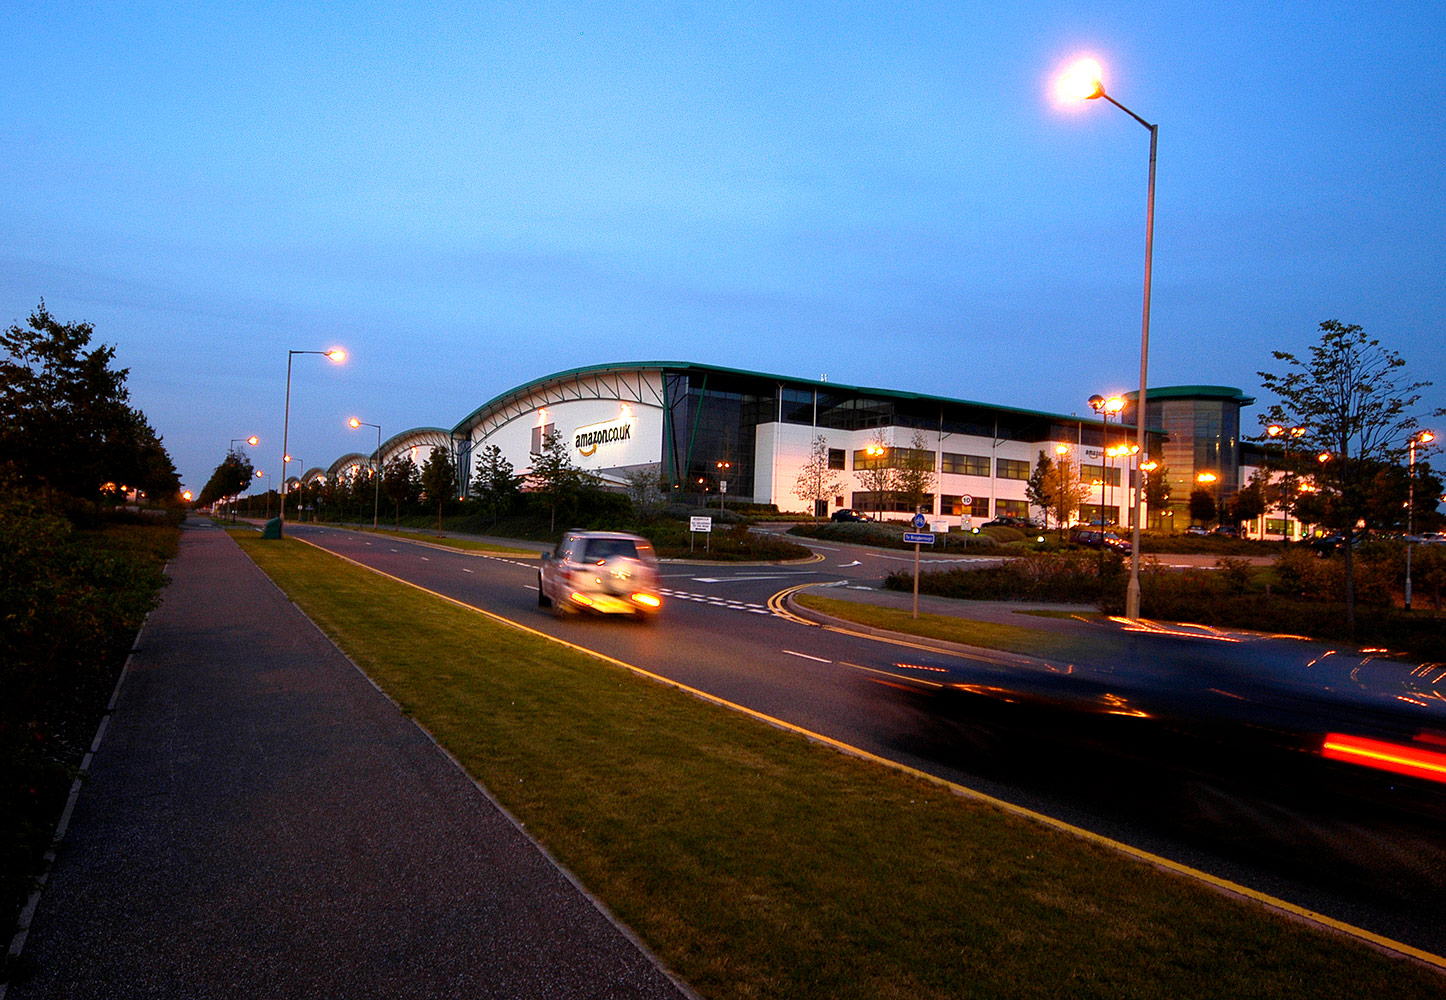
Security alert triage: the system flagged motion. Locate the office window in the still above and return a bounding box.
[995,499,1028,517]
[828,448,845,470]
[996,458,1030,481]
[941,452,990,477]
[941,494,989,517]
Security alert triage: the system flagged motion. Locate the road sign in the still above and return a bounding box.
[903,532,935,544]
[960,494,973,506]
[911,512,927,530]
[690,516,713,533]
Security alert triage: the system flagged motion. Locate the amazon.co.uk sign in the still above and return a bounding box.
[572,416,636,458]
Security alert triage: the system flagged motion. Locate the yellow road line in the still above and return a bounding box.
[287,535,1446,973]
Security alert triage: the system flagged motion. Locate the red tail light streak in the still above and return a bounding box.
[1321,733,1446,784]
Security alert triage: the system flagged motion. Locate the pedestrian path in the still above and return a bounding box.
[6,522,690,1000]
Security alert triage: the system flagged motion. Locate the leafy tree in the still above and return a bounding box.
[1029,450,1091,536]
[382,456,421,525]
[470,444,522,528]
[197,450,254,509]
[1188,487,1217,525]
[1224,473,1268,527]
[419,446,457,531]
[793,435,844,520]
[0,301,178,505]
[1143,461,1172,529]
[529,430,593,533]
[896,430,937,516]
[1257,319,1442,629]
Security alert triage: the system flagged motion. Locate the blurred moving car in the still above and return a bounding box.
[1070,528,1133,554]
[830,508,869,522]
[538,531,662,617]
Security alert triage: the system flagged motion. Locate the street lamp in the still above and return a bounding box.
[1087,395,1124,526]
[280,348,346,537]
[285,454,302,520]
[1266,424,1307,540]
[1196,471,1219,526]
[254,469,270,520]
[716,460,731,511]
[865,443,886,520]
[1406,430,1436,610]
[1061,57,1157,619]
[348,417,382,529]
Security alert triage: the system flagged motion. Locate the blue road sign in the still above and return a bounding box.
[912,512,928,530]
[903,532,935,544]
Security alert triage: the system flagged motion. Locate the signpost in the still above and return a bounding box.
[690,515,713,553]
[903,529,934,618]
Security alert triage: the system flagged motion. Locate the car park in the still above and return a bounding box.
[538,531,663,618]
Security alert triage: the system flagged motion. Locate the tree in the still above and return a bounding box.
[382,456,421,526]
[470,444,521,528]
[1188,487,1217,525]
[1,301,178,505]
[854,437,897,519]
[623,466,668,521]
[419,446,457,532]
[1257,320,1442,629]
[197,449,254,510]
[1143,462,1172,521]
[1225,472,1268,528]
[529,430,588,533]
[793,435,844,520]
[896,430,937,516]
[1029,450,1091,536]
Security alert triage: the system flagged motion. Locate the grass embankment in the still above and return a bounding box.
[350,525,538,556]
[234,533,1444,1000]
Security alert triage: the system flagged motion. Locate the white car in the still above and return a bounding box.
[538,531,663,618]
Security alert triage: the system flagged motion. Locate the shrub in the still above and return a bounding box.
[886,552,1114,603]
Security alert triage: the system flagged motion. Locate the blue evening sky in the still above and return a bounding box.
[3,2,1443,494]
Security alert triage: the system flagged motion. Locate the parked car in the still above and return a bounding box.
[1069,528,1133,554]
[1184,525,1210,537]
[831,508,869,522]
[538,531,662,618]
[1211,525,1241,538]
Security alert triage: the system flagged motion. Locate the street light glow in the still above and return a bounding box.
[326,349,346,362]
[1057,58,1104,102]
[349,417,361,428]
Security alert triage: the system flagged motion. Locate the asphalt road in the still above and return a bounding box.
[289,524,1446,958]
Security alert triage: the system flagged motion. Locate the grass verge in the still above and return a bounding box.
[791,592,1098,660]
[350,525,538,556]
[233,533,1444,1000]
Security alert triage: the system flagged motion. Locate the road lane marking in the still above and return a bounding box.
[783,650,831,663]
[278,534,1446,973]
[462,568,474,573]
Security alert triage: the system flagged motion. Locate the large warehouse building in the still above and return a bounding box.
[445,362,1242,528]
[304,361,1277,531]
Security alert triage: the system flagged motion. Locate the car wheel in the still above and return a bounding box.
[537,574,552,607]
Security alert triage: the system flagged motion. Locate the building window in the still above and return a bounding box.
[941,452,990,477]
[851,491,927,514]
[828,448,845,470]
[1080,464,1122,487]
[996,458,1030,481]
[941,494,989,517]
[531,423,555,455]
[995,499,1028,518]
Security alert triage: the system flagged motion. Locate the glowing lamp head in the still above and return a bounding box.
[326,349,346,363]
[247,435,259,446]
[1266,425,1283,438]
[182,491,193,501]
[1420,430,1436,444]
[349,418,361,429]
[1057,59,1105,102]
[255,469,264,479]
[1055,444,1070,455]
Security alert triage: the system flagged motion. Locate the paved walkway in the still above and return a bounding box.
[8,522,690,1000]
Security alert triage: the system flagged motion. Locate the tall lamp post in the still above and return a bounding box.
[1406,430,1436,610]
[227,436,258,521]
[716,460,731,511]
[280,348,346,537]
[1060,58,1157,620]
[1266,424,1306,540]
[285,455,301,520]
[349,418,382,529]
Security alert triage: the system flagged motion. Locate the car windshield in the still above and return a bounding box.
[581,538,648,563]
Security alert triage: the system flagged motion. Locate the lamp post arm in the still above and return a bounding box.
[1101,92,1156,132]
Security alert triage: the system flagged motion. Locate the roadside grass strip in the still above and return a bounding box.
[789,592,1093,660]
[233,534,1445,1000]
[348,525,538,556]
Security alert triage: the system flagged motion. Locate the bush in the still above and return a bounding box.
[643,520,810,561]
[790,521,999,553]
[1,493,177,939]
[885,552,1116,603]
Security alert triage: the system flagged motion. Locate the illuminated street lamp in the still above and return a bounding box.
[1060,57,1157,619]
[280,348,345,536]
[716,460,731,511]
[230,434,259,452]
[348,417,382,529]
[1406,430,1436,610]
[1265,424,1307,540]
